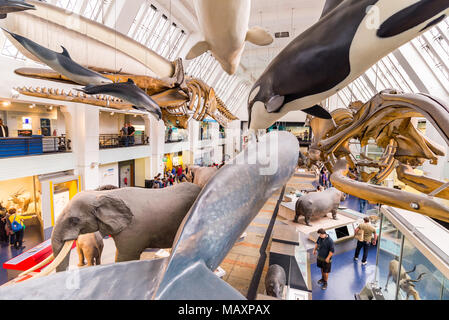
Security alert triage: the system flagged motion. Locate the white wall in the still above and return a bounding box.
[0,153,76,182]
[99,163,119,187]
[99,112,124,135]
[1,104,61,136]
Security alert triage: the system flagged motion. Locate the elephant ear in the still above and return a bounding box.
[94,195,133,236]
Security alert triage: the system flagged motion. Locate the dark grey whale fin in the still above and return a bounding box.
[320,0,344,19]
[60,46,71,59]
[302,105,332,119]
[0,14,7,20]
[127,78,135,85]
[75,84,95,94]
[155,262,246,300]
[377,1,449,38]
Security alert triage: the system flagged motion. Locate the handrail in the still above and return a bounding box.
[246,185,286,300]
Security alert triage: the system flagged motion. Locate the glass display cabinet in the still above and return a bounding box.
[363,206,449,300]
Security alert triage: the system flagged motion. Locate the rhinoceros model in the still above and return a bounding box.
[294,187,344,226]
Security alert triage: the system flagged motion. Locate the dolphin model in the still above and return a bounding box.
[1,29,112,86]
[0,131,299,300]
[186,0,273,75]
[77,79,162,120]
[247,0,449,131]
[0,0,35,19]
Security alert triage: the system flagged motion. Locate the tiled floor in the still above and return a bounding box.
[222,173,315,297]
[222,191,281,297]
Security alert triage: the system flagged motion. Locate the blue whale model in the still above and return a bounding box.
[0,0,34,19]
[2,29,112,86]
[77,79,162,120]
[0,131,299,300]
[247,0,449,130]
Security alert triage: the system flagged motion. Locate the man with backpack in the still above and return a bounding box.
[9,209,36,250]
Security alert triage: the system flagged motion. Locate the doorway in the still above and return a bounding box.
[119,160,135,188]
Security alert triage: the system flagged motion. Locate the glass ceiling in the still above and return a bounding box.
[1,1,447,117]
[327,17,449,111]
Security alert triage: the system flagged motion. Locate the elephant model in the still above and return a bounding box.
[76,232,104,267]
[294,187,344,226]
[265,264,286,298]
[49,182,201,272]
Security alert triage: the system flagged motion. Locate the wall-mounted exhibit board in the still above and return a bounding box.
[358,206,449,300]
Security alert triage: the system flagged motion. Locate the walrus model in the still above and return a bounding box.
[247,0,449,130]
[294,187,344,226]
[265,264,287,298]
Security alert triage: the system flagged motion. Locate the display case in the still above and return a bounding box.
[366,206,449,300]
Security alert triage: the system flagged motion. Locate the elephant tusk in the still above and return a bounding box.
[18,254,54,277]
[32,240,75,279]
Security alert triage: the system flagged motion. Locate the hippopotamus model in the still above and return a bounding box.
[294,187,344,226]
[265,264,286,298]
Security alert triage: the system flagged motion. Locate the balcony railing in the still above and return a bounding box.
[99,134,149,149]
[0,136,70,158]
[166,137,188,144]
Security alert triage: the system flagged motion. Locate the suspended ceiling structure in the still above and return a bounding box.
[1,0,448,121]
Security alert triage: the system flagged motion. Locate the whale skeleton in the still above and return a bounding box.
[305,89,449,224]
[13,75,238,129]
[0,131,299,300]
[0,0,174,78]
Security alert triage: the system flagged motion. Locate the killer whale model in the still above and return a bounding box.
[0,0,34,19]
[0,131,299,300]
[2,29,112,86]
[320,0,345,18]
[77,79,162,120]
[186,0,273,75]
[247,0,449,130]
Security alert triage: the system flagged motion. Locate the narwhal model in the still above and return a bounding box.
[0,0,35,19]
[186,0,273,75]
[248,0,449,131]
[2,29,163,120]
